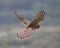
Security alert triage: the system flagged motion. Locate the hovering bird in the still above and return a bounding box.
[14,10,45,39]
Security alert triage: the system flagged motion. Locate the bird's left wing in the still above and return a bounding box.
[14,11,30,26]
[17,27,33,39]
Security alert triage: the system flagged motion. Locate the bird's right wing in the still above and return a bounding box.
[29,10,45,26]
[14,11,30,26]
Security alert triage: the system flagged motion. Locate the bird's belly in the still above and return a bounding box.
[28,24,40,30]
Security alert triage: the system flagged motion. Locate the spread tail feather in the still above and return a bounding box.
[17,27,33,39]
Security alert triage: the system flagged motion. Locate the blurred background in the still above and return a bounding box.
[0,0,60,48]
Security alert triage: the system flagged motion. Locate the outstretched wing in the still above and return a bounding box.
[14,11,30,26]
[29,10,45,26]
[17,28,33,39]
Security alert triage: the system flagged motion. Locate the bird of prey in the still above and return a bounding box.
[14,10,45,39]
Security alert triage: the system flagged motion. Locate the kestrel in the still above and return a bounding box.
[14,10,45,39]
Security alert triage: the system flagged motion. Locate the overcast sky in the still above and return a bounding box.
[0,0,60,38]
[0,0,60,26]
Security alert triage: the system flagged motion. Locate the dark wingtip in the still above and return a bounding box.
[41,9,45,14]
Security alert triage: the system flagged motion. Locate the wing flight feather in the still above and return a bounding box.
[29,10,45,25]
[14,11,30,26]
